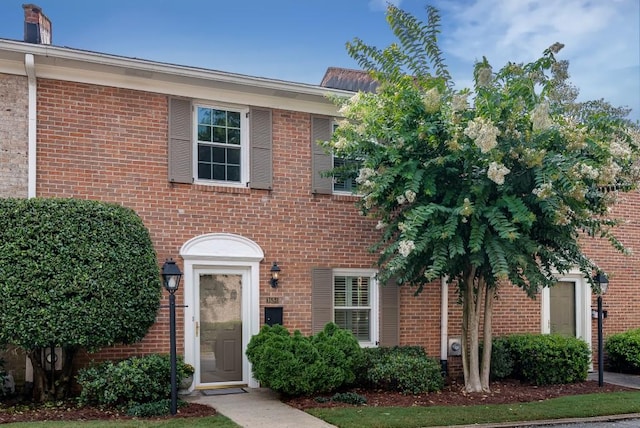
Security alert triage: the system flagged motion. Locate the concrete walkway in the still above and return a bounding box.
[186,371,640,428]
[186,387,336,427]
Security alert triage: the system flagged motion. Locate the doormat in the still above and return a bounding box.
[201,388,247,396]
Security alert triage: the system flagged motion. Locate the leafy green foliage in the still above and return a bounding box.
[361,346,444,394]
[126,399,187,417]
[0,198,161,351]
[499,334,590,385]
[330,391,367,405]
[331,6,639,297]
[246,323,363,397]
[605,328,640,373]
[328,3,639,391]
[77,354,193,407]
[480,336,515,380]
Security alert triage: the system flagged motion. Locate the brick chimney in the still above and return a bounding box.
[23,4,52,44]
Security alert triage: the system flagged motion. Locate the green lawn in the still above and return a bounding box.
[1,415,239,428]
[308,391,640,428]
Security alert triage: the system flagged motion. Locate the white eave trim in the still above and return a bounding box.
[0,39,353,115]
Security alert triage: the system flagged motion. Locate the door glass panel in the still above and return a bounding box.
[550,281,576,336]
[199,273,242,383]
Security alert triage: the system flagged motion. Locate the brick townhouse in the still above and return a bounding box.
[0,4,638,391]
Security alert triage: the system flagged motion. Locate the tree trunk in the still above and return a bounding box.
[57,346,77,399]
[462,267,483,393]
[27,349,47,402]
[26,346,77,402]
[481,283,495,391]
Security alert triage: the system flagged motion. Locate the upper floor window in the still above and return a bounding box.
[333,157,359,193]
[331,122,361,194]
[195,105,248,184]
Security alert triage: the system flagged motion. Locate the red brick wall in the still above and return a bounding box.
[35,78,640,370]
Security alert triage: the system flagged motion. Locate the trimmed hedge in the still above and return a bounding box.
[605,328,640,373]
[0,198,161,351]
[489,334,590,385]
[361,346,444,394]
[246,323,363,397]
[77,354,193,408]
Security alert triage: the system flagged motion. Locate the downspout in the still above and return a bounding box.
[25,53,37,198]
[440,276,449,375]
[24,53,37,390]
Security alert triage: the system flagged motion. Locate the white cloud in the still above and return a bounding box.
[437,0,639,120]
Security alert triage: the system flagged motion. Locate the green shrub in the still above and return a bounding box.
[364,346,443,394]
[331,391,367,405]
[311,322,365,387]
[605,328,640,373]
[484,336,515,380]
[77,354,193,407]
[246,323,363,397]
[125,400,187,417]
[505,334,589,385]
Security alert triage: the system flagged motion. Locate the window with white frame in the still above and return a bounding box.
[333,270,377,345]
[196,105,248,184]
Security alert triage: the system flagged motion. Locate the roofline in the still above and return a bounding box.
[0,38,355,115]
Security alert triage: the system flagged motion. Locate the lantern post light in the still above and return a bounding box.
[161,258,183,415]
[594,272,608,387]
[270,262,281,288]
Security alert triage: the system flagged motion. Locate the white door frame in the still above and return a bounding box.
[541,270,593,369]
[180,233,263,390]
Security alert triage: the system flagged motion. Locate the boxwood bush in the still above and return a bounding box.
[362,346,443,394]
[605,328,640,373]
[494,334,589,385]
[77,354,193,408]
[246,323,363,396]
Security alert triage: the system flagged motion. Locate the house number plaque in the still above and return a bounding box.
[266,297,280,304]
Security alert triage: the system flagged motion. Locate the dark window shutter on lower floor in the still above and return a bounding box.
[379,278,400,346]
[249,108,273,190]
[311,116,333,194]
[168,97,193,183]
[311,267,333,333]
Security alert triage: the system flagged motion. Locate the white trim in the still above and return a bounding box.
[192,103,250,187]
[24,53,36,198]
[333,268,378,347]
[180,233,263,390]
[0,39,350,116]
[440,277,449,362]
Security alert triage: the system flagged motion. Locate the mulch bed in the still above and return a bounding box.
[0,380,635,423]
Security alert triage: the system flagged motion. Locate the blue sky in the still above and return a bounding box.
[1,0,638,121]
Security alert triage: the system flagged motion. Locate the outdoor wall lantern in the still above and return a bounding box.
[594,271,609,387]
[161,258,183,415]
[270,262,281,288]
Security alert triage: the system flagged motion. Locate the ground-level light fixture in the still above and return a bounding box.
[161,258,183,415]
[270,262,281,288]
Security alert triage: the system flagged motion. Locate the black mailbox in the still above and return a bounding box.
[265,307,283,326]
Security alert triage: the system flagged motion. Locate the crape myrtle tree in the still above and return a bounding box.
[0,198,162,401]
[326,4,640,392]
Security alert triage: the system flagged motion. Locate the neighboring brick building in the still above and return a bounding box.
[0,5,638,391]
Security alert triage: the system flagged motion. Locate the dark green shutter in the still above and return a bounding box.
[311,267,333,333]
[379,278,400,346]
[311,116,333,194]
[168,97,193,183]
[249,108,273,190]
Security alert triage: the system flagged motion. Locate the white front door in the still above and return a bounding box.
[196,268,247,386]
[180,233,263,390]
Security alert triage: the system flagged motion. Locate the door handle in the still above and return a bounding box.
[196,321,199,337]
